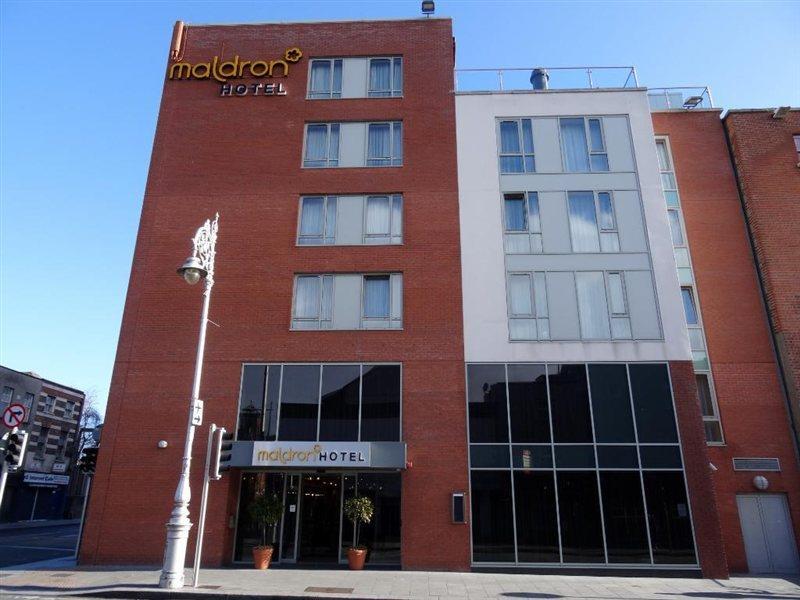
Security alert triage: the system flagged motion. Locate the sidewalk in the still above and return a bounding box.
[1,564,799,600]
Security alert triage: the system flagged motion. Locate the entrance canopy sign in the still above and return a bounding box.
[24,472,69,486]
[231,441,406,470]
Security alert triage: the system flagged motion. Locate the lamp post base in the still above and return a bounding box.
[159,516,193,589]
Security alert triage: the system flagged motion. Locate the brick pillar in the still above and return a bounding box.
[670,360,729,578]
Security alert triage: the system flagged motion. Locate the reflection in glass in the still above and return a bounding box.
[514,471,559,562]
[557,471,605,563]
[319,365,360,441]
[471,471,515,562]
[235,473,285,562]
[548,364,593,443]
[629,364,678,443]
[508,364,550,443]
[644,472,696,564]
[589,364,635,443]
[278,365,321,440]
[357,473,401,564]
[360,365,400,441]
[467,364,509,443]
[600,472,650,563]
[238,365,265,441]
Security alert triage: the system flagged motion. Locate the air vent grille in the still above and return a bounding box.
[733,457,781,472]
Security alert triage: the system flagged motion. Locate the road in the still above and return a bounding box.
[0,522,77,568]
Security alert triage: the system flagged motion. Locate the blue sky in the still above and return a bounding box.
[1,1,798,415]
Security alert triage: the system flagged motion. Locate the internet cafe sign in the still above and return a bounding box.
[252,442,370,468]
[168,47,303,97]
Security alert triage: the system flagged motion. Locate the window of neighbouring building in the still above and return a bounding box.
[1,386,12,405]
[297,195,403,246]
[467,362,695,566]
[503,192,542,253]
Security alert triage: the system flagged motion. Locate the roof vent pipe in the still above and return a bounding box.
[170,20,186,62]
[530,68,549,90]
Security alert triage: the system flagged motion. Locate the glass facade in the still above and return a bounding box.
[237,363,401,442]
[467,362,696,566]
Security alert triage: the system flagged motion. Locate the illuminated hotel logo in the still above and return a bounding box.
[168,47,303,97]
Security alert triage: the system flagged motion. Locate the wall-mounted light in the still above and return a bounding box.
[753,475,769,491]
[158,440,169,449]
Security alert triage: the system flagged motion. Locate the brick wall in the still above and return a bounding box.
[655,111,800,573]
[79,18,470,570]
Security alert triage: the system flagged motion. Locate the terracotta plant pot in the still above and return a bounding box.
[252,545,274,570]
[347,547,367,570]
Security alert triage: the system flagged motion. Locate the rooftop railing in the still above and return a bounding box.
[647,86,715,109]
[453,66,639,93]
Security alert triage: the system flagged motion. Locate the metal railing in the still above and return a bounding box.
[647,86,714,109]
[453,66,639,93]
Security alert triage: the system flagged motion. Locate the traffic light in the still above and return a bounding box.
[78,446,99,474]
[210,427,233,480]
[3,429,29,469]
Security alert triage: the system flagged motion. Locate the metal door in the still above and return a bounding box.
[737,494,800,574]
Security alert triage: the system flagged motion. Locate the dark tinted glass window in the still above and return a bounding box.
[238,365,266,441]
[508,364,550,443]
[319,365,360,441]
[470,471,515,562]
[360,365,400,441]
[554,445,595,468]
[234,472,285,561]
[468,364,509,443]
[630,364,678,443]
[597,445,639,469]
[357,473,401,564]
[640,445,682,469]
[278,365,320,440]
[644,472,696,564]
[557,472,604,563]
[548,364,593,443]
[514,471,559,562]
[512,445,552,469]
[263,365,280,440]
[589,364,635,443]
[470,445,510,468]
[600,472,650,563]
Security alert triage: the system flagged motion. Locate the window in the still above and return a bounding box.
[364,195,402,244]
[606,272,632,339]
[236,363,401,442]
[292,274,402,330]
[794,135,800,163]
[37,426,50,455]
[498,119,535,173]
[681,287,698,325]
[568,191,619,252]
[507,272,549,340]
[368,57,402,97]
[696,373,723,443]
[667,209,684,246]
[292,275,333,329]
[303,123,340,167]
[367,122,402,166]
[560,117,609,172]
[44,395,56,413]
[503,192,542,253]
[1,386,12,404]
[298,196,337,245]
[308,59,342,99]
[23,392,34,409]
[575,272,611,339]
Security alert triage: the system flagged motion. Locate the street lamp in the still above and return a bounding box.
[159,213,219,589]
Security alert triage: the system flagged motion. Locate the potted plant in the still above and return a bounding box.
[247,491,284,569]
[343,495,374,570]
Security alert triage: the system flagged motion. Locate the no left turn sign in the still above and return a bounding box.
[2,403,26,428]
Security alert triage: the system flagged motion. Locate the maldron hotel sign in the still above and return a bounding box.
[252,442,370,468]
[168,47,303,97]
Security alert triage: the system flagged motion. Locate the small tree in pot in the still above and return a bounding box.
[247,491,284,569]
[343,495,374,570]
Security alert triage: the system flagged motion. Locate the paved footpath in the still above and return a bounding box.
[1,563,800,600]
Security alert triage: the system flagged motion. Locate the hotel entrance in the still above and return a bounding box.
[233,471,401,566]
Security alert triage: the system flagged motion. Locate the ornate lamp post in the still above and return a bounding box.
[159,213,219,589]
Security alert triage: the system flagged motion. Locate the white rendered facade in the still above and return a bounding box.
[456,88,692,364]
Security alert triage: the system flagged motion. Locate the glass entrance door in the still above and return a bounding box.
[298,474,342,563]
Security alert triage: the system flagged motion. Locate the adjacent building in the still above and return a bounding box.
[79,15,799,577]
[0,365,85,522]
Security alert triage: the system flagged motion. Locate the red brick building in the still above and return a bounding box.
[652,108,800,574]
[80,18,470,570]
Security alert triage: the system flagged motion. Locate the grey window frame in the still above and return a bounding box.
[366,121,403,167]
[307,58,343,99]
[1,386,12,404]
[506,271,550,341]
[498,118,535,174]
[297,196,338,245]
[360,274,403,329]
[291,275,334,329]
[367,57,403,98]
[567,190,620,253]
[559,116,610,173]
[363,194,403,245]
[303,123,340,168]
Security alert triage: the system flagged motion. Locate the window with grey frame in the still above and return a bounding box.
[292,275,334,329]
[560,117,609,172]
[575,271,631,340]
[567,191,619,252]
[1,386,12,405]
[367,122,402,166]
[507,272,549,341]
[364,195,402,244]
[498,119,535,174]
[368,57,403,97]
[304,123,340,168]
[298,196,337,245]
[467,362,695,566]
[236,363,401,443]
[606,272,632,339]
[307,59,343,99]
[362,274,402,329]
[503,192,542,253]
